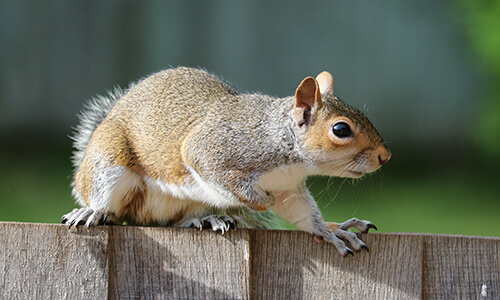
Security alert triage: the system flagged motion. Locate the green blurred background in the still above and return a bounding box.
[0,1,498,236]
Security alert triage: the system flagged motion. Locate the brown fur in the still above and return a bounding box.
[121,185,147,223]
[68,67,390,256]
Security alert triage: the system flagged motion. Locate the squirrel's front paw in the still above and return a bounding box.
[316,230,367,257]
[182,215,237,234]
[62,208,116,228]
[318,218,376,257]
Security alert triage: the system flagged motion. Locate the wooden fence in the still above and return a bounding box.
[0,222,498,299]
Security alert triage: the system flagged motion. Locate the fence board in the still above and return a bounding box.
[250,230,423,300]
[108,226,251,300]
[0,222,109,299]
[0,222,499,300]
[423,234,500,299]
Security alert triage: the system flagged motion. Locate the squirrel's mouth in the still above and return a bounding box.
[344,170,364,178]
[318,163,365,178]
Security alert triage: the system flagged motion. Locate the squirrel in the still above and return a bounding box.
[62,67,391,256]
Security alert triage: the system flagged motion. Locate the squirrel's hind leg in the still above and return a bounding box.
[69,152,144,228]
[62,207,117,228]
[181,215,237,234]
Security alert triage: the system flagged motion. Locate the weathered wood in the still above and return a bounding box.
[108,226,251,300]
[250,230,423,300]
[0,222,499,300]
[423,234,500,299]
[0,222,109,299]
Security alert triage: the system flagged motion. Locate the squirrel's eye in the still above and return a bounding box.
[332,122,353,138]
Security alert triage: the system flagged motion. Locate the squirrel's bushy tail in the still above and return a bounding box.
[71,85,133,168]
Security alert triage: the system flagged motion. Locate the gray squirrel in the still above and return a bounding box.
[62,67,391,256]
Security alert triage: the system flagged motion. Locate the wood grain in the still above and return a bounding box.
[250,230,423,300]
[108,226,251,299]
[423,234,500,300]
[0,222,109,299]
[0,222,499,299]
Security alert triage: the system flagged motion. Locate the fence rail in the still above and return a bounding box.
[0,222,498,299]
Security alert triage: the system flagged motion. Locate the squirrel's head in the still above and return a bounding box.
[293,71,391,178]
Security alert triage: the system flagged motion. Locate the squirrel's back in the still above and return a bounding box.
[72,67,237,164]
[72,67,238,170]
[102,68,248,182]
[71,67,282,226]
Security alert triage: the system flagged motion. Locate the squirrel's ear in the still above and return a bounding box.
[294,76,323,127]
[316,71,334,95]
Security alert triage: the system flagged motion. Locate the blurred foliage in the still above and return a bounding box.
[459,0,500,161]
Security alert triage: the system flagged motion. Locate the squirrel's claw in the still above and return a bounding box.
[219,215,237,230]
[338,218,377,233]
[321,217,376,256]
[182,215,237,234]
[365,223,378,232]
[334,228,369,253]
[62,208,115,229]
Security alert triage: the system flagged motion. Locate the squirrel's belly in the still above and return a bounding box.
[101,166,244,225]
[106,171,236,225]
[135,175,243,224]
[145,170,242,209]
[139,178,210,225]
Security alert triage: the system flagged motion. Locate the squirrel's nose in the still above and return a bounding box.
[377,145,391,166]
[378,155,388,165]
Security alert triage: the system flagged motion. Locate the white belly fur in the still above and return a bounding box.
[104,167,243,225]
